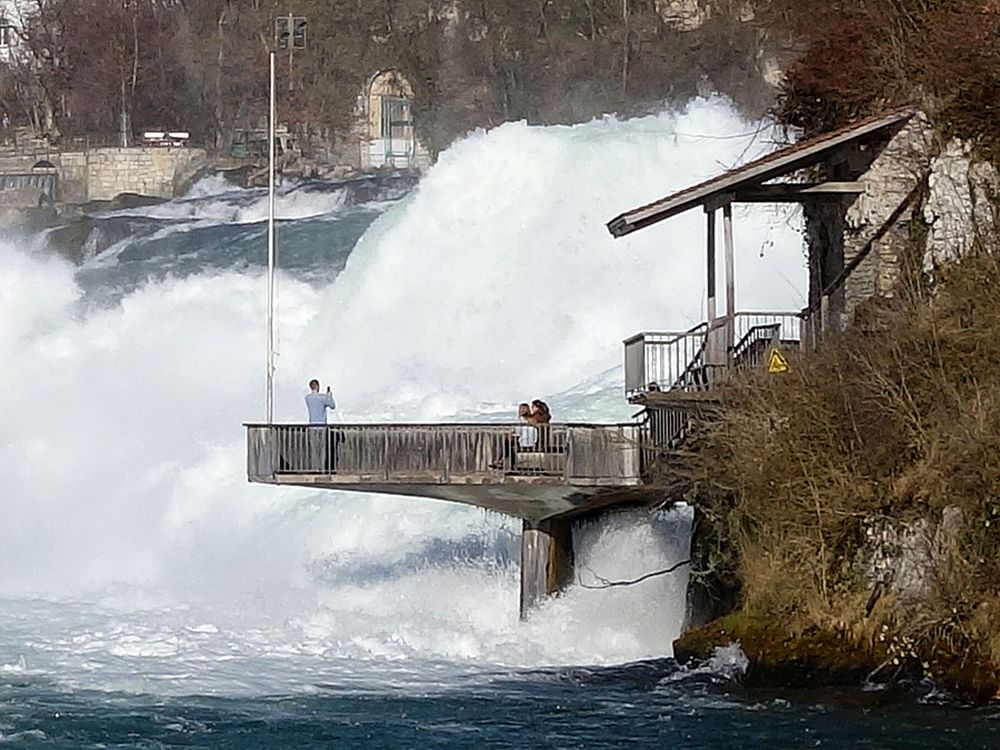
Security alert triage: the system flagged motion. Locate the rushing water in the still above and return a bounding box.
[2,97,997,747]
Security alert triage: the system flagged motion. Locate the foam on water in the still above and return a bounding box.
[1,97,805,696]
[98,179,347,225]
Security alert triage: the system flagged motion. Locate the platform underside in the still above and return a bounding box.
[256,472,659,522]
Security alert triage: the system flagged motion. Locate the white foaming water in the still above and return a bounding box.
[100,178,349,226]
[298,100,804,419]
[1,97,803,696]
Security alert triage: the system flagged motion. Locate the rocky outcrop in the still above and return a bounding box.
[674,608,1000,701]
[923,140,1000,270]
[863,507,963,603]
[674,613,884,689]
[654,0,711,31]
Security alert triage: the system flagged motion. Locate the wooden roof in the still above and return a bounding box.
[606,108,916,238]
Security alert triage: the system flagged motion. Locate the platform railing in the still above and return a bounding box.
[247,423,643,485]
[623,322,708,398]
[624,311,802,399]
[732,311,801,347]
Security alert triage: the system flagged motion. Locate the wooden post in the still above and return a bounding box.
[705,209,717,375]
[722,202,735,368]
[520,517,575,619]
[706,209,717,326]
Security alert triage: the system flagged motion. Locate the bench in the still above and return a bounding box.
[510,427,566,474]
[511,451,565,474]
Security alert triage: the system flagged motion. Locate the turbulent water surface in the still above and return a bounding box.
[2,98,998,747]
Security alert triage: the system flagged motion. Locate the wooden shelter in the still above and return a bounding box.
[608,107,916,374]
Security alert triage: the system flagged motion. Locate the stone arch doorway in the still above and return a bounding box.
[364,69,416,169]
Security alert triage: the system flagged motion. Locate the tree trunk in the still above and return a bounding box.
[621,0,630,95]
[131,10,139,100]
[584,0,596,41]
[215,8,227,149]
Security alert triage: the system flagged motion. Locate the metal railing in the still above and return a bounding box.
[732,323,781,371]
[732,311,801,348]
[624,322,708,398]
[635,405,693,476]
[624,311,802,399]
[246,423,642,485]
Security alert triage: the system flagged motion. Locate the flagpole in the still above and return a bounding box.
[266,50,276,423]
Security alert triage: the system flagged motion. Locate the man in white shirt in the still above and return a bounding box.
[304,379,337,472]
[305,379,336,423]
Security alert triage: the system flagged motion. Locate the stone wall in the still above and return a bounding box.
[0,146,209,205]
[839,115,934,324]
[60,147,209,202]
[810,113,997,331]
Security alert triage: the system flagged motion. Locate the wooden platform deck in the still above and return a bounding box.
[246,422,656,522]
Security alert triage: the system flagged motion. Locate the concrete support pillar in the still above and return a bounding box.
[520,517,575,619]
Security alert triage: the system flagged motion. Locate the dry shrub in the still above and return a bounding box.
[764,0,1000,163]
[691,246,1000,676]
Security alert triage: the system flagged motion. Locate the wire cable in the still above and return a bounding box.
[578,559,691,589]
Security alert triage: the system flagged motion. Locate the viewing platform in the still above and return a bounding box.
[246,422,654,523]
[246,310,805,525]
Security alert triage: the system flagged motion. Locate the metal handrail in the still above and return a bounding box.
[635,405,693,478]
[623,322,708,397]
[624,310,802,398]
[732,323,779,359]
[731,311,801,346]
[670,335,708,392]
[622,321,707,347]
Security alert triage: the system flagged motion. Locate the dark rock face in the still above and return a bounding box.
[675,614,883,687]
[107,193,166,211]
[682,507,740,631]
[674,611,1000,702]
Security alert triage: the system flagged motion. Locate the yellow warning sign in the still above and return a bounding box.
[767,347,790,375]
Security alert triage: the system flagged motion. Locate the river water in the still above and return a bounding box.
[2,97,997,747]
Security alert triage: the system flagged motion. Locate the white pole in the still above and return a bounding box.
[266,51,276,423]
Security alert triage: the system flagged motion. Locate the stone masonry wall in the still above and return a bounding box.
[839,115,934,326]
[0,147,209,205]
[816,112,999,331]
[63,147,209,202]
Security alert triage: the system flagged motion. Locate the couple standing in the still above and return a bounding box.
[490,399,552,470]
[516,399,551,449]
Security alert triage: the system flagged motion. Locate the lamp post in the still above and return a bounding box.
[274,14,307,91]
[265,50,276,423]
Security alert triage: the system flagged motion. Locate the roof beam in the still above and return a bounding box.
[734,181,865,203]
[605,108,914,238]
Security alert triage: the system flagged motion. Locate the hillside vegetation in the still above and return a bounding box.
[1,0,777,155]
[764,0,1000,161]
[670,0,1000,698]
[685,242,1000,696]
